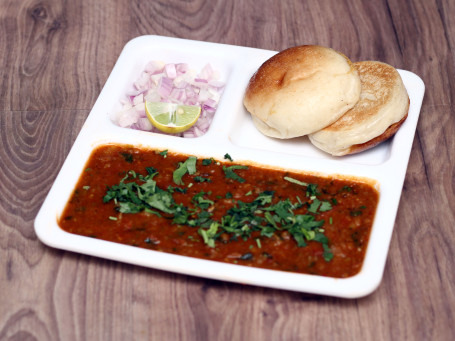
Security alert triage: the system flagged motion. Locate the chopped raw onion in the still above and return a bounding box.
[111,61,225,137]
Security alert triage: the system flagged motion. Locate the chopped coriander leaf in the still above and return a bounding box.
[159,150,168,157]
[120,152,134,163]
[225,192,233,199]
[145,167,158,175]
[198,222,219,247]
[306,183,319,197]
[254,191,274,205]
[307,198,332,214]
[350,210,363,217]
[308,199,321,214]
[350,205,366,216]
[264,199,294,220]
[173,156,197,185]
[185,157,197,173]
[145,191,175,214]
[167,185,187,194]
[172,204,190,224]
[202,158,214,166]
[194,176,211,183]
[144,208,162,217]
[223,165,248,183]
[322,243,334,261]
[292,214,324,231]
[264,212,279,229]
[224,153,233,161]
[284,176,309,187]
[192,191,214,209]
[292,234,307,247]
[195,210,212,226]
[116,202,141,213]
[319,201,332,212]
[104,167,181,216]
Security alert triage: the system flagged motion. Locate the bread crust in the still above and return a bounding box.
[342,111,408,155]
[309,61,410,155]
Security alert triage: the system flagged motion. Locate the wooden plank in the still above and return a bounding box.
[0,0,454,340]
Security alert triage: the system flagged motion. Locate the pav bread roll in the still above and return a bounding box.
[308,61,409,156]
[243,45,361,138]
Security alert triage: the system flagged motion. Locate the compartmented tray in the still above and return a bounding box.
[34,35,425,298]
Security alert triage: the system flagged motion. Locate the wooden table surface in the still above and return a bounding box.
[1,0,454,340]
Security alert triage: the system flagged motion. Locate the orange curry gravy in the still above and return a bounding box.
[59,144,379,278]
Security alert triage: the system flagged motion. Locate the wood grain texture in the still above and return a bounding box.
[1,0,454,340]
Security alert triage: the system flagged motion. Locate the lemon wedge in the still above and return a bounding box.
[145,101,201,134]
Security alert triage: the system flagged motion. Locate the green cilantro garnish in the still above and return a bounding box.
[224,153,233,161]
[319,201,333,212]
[192,191,214,210]
[308,198,322,214]
[284,176,309,187]
[306,183,319,197]
[173,156,197,185]
[194,176,211,183]
[223,165,248,183]
[198,222,219,248]
[102,154,334,261]
[202,158,213,165]
[103,168,179,215]
[350,205,366,217]
[145,167,157,175]
[120,152,134,163]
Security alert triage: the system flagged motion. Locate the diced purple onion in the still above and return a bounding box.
[111,61,225,137]
[164,63,177,79]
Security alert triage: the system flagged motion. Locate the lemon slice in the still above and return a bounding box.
[145,101,201,134]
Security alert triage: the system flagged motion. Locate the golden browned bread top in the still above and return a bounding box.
[245,45,353,99]
[243,45,361,138]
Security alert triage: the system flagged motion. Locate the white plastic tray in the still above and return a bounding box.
[34,35,425,298]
